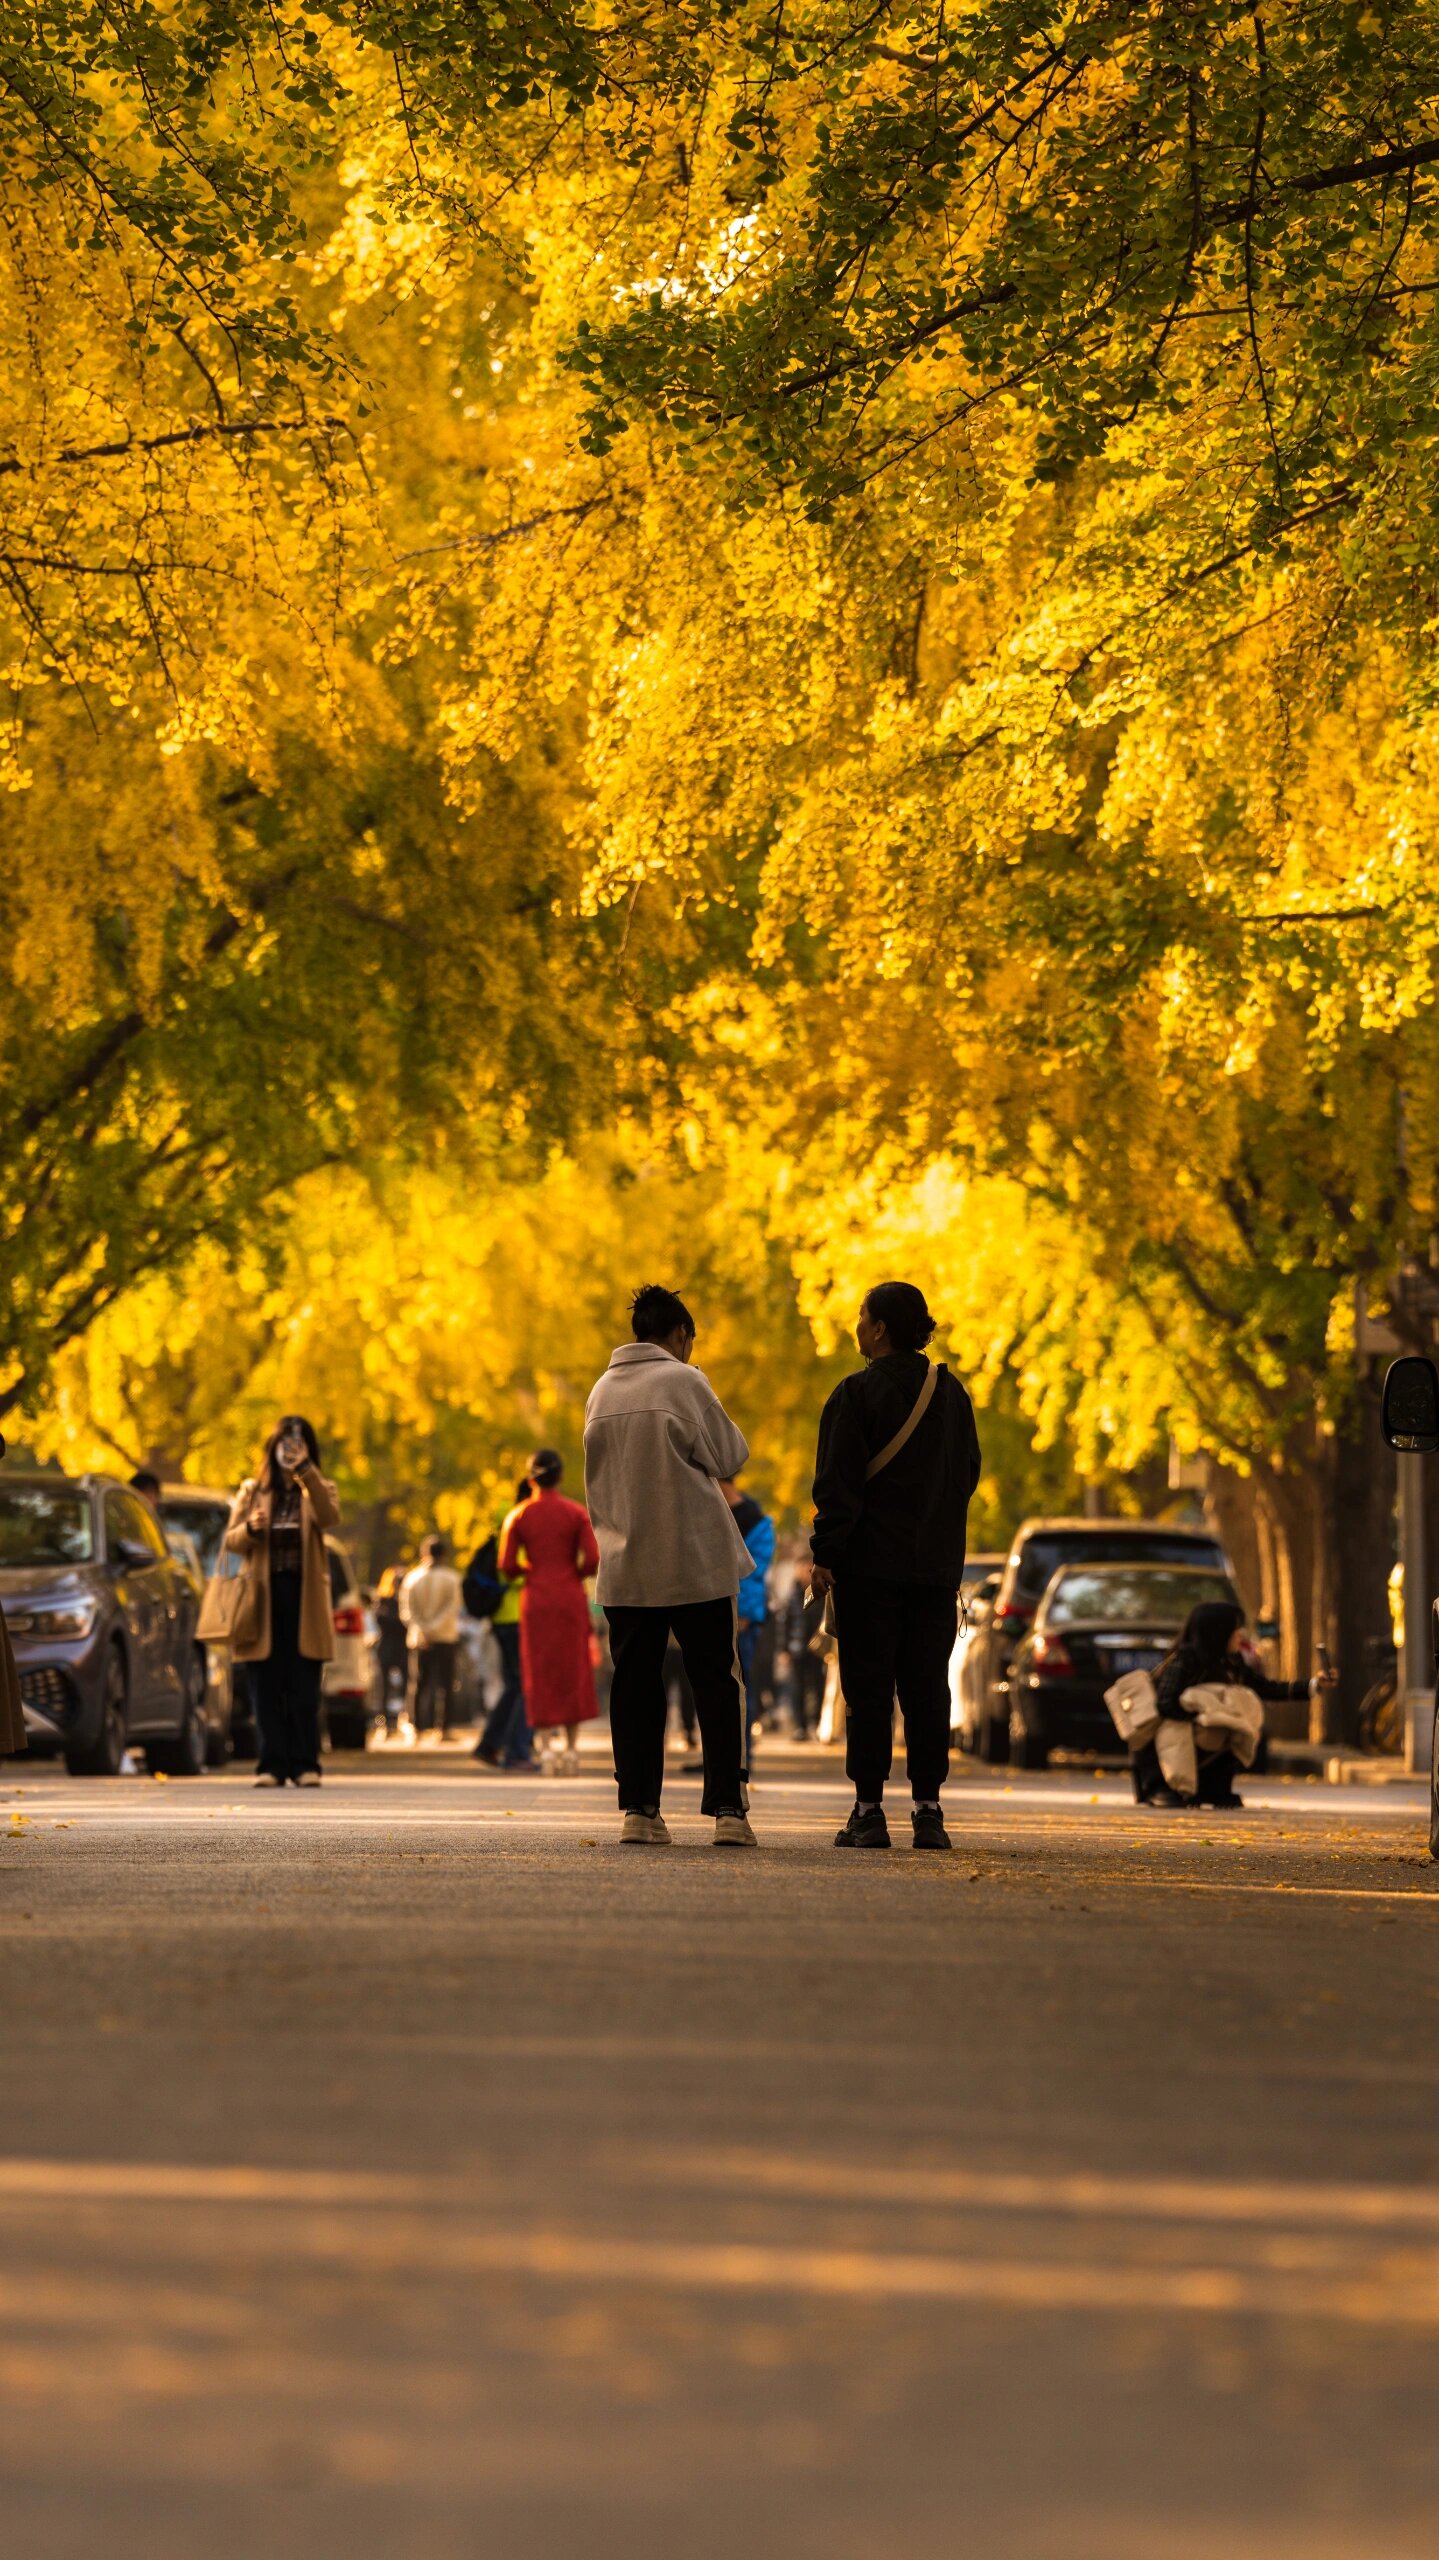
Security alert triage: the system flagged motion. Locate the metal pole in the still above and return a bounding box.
[1398,1448,1434,1774]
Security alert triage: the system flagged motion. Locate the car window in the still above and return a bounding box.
[0,1485,94,1565]
[105,1490,167,1560]
[1015,1531,1224,1596]
[157,1498,231,1577]
[327,1544,351,1607]
[1045,1569,1236,1626]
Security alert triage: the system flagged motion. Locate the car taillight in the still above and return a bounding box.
[333,1603,364,1637]
[992,1601,1034,1625]
[1030,1632,1075,1677]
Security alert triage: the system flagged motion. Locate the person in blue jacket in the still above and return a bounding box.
[723,1477,776,1761]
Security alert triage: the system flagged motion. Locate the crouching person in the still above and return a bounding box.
[1133,1600,1335,1810]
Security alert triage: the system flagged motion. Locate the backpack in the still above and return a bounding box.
[462,1536,505,1623]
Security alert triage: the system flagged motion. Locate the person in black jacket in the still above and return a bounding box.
[810,1282,981,1852]
[1135,1598,1335,1809]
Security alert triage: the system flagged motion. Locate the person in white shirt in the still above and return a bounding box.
[584,1283,756,1849]
[399,1535,463,1742]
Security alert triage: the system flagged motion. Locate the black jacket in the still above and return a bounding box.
[1154,1645,1307,1720]
[811,1353,981,1586]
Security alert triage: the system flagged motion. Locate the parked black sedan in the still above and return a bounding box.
[0,1471,219,1775]
[1000,1562,1242,1768]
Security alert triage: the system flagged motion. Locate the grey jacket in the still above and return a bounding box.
[583,1343,753,1607]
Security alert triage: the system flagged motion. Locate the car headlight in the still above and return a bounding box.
[25,1600,99,1639]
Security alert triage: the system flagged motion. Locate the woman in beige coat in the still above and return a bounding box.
[225,1415,340,1787]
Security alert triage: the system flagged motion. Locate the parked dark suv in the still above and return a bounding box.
[0,1471,219,1775]
[957,1515,1231,1763]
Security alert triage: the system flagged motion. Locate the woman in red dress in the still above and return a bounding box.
[498,1449,600,1773]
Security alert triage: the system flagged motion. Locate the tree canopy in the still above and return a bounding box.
[6,3,1439,1665]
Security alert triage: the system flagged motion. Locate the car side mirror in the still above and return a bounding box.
[114,1537,154,1569]
[1382,1354,1439,1454]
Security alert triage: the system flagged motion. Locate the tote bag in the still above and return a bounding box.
[1104,1667,1159,1747]
[196,1539,261,1651]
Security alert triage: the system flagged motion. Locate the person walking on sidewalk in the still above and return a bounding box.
[224,1415,342,1787]
[470,1487,537,1769]
[584,1284,757,1848]
[373,1565,411,1735]
[722,1477,775,1764]
[400,1535,463,1742]
[499,1451,600,1773]
[810,1283,980,1853]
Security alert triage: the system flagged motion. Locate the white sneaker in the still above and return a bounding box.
[713,1811,757,1848]
[563,1746,581,1775]
[621,1809,671,1845]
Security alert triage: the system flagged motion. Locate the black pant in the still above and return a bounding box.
[605,1597,746,1815]
[787,1651,825,1738]
[411,1641,457,1734]
[478,1623,531,1763]
[833,1575,956,1804]
[254,1573,323,1781]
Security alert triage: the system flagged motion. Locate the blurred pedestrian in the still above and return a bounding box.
[471,1486,538,1769]
[373,1566,410,1735]
[811,1283,980,1853]
[129,1469,162,1507]
[224,1415,341,1788]
[777,1545,826,1738]
[722,1477,775,1762]
[499,1451,599,1774]
[584,1283,756,1848]
[400,1535,463,1743]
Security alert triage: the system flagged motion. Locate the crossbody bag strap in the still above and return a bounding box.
[864,1360,941,1480]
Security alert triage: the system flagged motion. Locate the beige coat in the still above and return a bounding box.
[0,1603,24,1756]
[223,1463,341,1663]
[583,1342,753,1607]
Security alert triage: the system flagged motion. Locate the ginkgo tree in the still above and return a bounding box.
[8,2,1439,1701]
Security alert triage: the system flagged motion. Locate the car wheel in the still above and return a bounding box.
[66,1644,127,1777]
[978,1709,1010,1765]
[1009,1708,1050,1771]
[325,1707,369,1754]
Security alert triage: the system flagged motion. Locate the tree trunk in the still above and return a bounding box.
[1326,1364,1397,1748]
[1202,1461,1263,1620]
[1251,1434,1322,1736]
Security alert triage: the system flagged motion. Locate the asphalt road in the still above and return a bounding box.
[1,1754,1437,2560]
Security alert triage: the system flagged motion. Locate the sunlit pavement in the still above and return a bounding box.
[1,1756,1437,2560]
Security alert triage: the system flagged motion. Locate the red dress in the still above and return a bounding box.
[499,1491,600,1729]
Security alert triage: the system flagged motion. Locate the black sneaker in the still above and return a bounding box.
[834,1804,891,1849]
[911,1804,951,1852]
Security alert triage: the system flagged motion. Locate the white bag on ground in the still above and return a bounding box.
[1155,1719,1198,1796]
[1181,1681,1264,1769]
[1104,1668,1159,1747]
